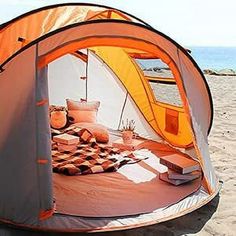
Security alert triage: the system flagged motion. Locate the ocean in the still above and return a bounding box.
[190,47,236,70]
[137,47,236,71]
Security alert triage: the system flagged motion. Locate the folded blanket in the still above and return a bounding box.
[51,126,147,176]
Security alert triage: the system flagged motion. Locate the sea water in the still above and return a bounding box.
[190,47,236,70]
[138,47,236,71]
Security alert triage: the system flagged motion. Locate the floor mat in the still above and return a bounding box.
[53,141,202,217]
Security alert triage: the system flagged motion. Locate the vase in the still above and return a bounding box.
[122,130,133,145]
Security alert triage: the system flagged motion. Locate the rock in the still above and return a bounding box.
[203,68,236,76]
[143,68,153,71]
[152,67,162,72]
[218,69,236,76]
[203,69,220,75]
[161,67,171,71]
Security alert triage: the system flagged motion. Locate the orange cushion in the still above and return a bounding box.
[66,99,100,111]
[74,122,109,143]
[68,110,97,123]
[66,99,100,124]
[50,111,68,129]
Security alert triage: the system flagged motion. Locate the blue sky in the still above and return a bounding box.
[0,0,235,47]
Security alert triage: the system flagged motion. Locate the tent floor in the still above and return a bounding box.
[53,140,202,217]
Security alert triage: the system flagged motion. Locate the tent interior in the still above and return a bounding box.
[48,46,203,218]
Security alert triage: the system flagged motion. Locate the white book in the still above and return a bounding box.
[53,134,79,145]
[168,170,201,180]
[159,172,190,186]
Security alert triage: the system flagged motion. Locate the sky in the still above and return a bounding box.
[0,0,236,47]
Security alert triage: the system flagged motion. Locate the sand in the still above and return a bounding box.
[0,75,235,236]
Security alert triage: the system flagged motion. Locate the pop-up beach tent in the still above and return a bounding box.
[0,3,220,233]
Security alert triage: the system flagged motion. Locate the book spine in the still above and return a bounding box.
[160,159,183,174]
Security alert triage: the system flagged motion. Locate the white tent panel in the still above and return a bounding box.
[87,51,127,129]
[87,51,160,140]
[48,54,86,106]
[121,95,161,140]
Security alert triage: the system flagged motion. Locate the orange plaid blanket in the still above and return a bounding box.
[51,126,144,176]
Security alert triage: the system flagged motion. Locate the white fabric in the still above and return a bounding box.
[87,51,126,129]
[87,51,160,140]
[117,149,168,183]
[48,54,86,105]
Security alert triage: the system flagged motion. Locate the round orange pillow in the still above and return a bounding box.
[50,110,68,129]
[73,122,109,143]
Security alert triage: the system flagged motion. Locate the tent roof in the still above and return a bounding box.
[0,3,147,67]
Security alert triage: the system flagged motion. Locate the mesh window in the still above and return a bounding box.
[136,58,183,107]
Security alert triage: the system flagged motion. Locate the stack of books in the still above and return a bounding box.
[53,134,79,152]
[159,153,201,185]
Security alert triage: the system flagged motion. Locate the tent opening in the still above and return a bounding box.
[47,46,202,218]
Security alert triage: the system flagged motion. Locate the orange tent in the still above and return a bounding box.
[0,3,219,233]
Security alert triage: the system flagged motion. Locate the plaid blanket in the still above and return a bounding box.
[51,126,144,176]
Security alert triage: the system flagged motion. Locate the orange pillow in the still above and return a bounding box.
[68,110,97,123]
[66,99,100,111]
[66,99,100,124]
[74,122,109,143]
[50,110,67,129]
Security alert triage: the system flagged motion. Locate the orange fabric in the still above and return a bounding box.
[68,110,97,123]
[145,76,175,83]
[0,5,140,66]
[85,9,132,21]
[165,108,179,135]
[128,52,158,59]
[73,122,109,143]
[38,37,172,68]
[36,99,48,106]
[70,52,87,62]
[39,208,54,221]
[37,159,48,164]
[153,104,193,147]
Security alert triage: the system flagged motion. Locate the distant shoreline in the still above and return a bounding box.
[143,67,236,77]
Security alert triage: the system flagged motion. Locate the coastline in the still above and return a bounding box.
[142,67,236,77]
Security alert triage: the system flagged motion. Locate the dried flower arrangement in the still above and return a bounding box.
[121,119,135,132]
